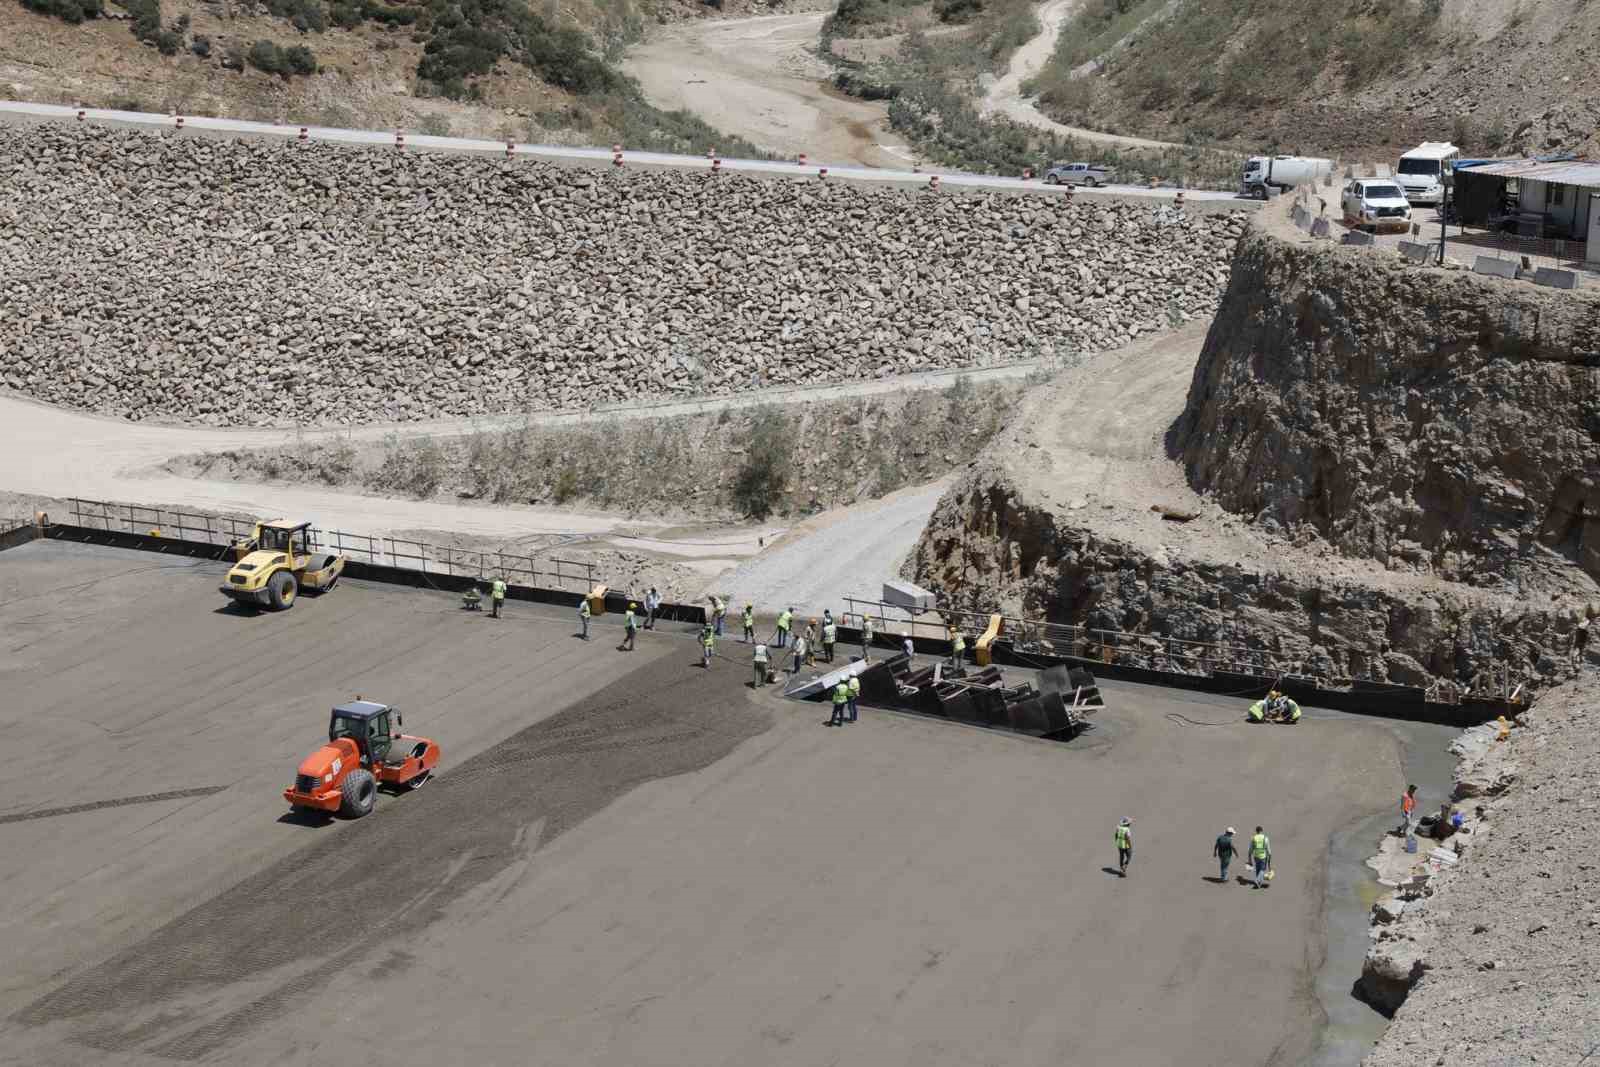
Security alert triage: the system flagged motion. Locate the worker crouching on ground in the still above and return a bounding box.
[742,603,755,643]
[1246,691,1277,723]
[701,623,716,668]
[1272,694,1301,724]
[490,576,507,618]
[753,641,769,687]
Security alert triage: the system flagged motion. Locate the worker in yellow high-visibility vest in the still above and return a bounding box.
[1249,826,1273,889]
[1114,818,1133,877]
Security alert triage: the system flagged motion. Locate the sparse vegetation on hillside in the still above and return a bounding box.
[1026,0,1450,152]
[167,381,1023,520]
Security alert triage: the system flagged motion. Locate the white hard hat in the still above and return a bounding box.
[1226,827,1236,835]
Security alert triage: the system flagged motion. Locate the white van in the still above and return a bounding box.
[1396,142,1460,206]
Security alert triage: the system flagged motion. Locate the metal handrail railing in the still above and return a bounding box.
[66,497,602,594]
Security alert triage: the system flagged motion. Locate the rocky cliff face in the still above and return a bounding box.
[1173,229,1600,589]
[903,210,1598,695]
[906,473,1577,692]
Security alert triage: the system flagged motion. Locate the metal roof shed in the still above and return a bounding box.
[1459,158,1600,243]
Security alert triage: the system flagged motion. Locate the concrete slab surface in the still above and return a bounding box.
[2,541,1411,1066]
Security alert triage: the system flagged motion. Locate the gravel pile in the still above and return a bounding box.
[1360,676,1600,1066]
[0,123,1244,426]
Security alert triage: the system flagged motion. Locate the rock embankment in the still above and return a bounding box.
[1359,676,1600,1066]
[1174,222,1600,589]
[0,123,1244,426]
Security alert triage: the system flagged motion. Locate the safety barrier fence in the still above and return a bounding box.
[840,596,1516,707]
[65,498,599,593]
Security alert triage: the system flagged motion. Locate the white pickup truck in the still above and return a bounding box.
[1043,161,1115,187]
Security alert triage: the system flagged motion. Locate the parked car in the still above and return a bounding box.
[1044,161,1115,187]
[1340,179,1413,233]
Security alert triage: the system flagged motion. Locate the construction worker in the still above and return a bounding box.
[1397,784,1418,838]
[753,641,770,687]
[644,587,660,630]
[949,626,966,669]
[578,594,591,640]
[804,621,817,666]
[742,603,755,643]
[776,607,793,648]
[847,674,861,723]
[1115,817,1133,877]
[1246,695,1269,723]
[1214,827,1239,883]
[790,633,807,676]
[490,576,507,618]
[622,602,638,651]
[902,633,914,660]
[1248,826,1273,889]
[1273,694,1302,724]
[710,595,726,636]
[701,623,715,668]
[861,614,874,662]
[829,678,849,727]
[822,617,837,663]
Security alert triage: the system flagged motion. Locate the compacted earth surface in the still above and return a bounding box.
[3,539,1414,1065]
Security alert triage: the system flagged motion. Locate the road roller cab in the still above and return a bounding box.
[220,519,345,610]
[283,700,441,819]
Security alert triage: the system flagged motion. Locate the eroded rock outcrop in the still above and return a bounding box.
[1174,228,1600,586]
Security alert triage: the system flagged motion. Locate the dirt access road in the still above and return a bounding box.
[4,539,1409,1066]
[981,0,1183,151]
[623,11,916,167]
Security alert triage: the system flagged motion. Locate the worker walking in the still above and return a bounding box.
[701,624,716,669]
[644,587,660,630]
[829,678,850,727]
[490,577,507,619]
[622,602,638,651]
[1115,818,1134,877]
[753,641,770,687]
[1249,826,1273,888]
[742,603,755,643]
[861,614,874,662]
[1213,827,1238,883]
[822,618,837,663]
[1397,784,1418,837]
[790,634,807,676]
[847,674,861,723]
[578,595,591,640]
[776,607,793,648]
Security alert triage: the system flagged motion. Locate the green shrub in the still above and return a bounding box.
[285,43,318,72]
[21,0,107,24]
[156,28,181,53]
[248,39,287,73]
[731,411,793,519]
[266,0,327,32]
[933,0,982,21]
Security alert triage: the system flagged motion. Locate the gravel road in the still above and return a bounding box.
[980,0,1186,152]
[717,480,950,618]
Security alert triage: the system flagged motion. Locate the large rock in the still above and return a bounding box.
[1173,226,1600,587]
[1357,937,1430,1015]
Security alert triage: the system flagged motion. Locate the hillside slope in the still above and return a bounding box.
[1027,0,1600,159]
[1,0,789,149]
